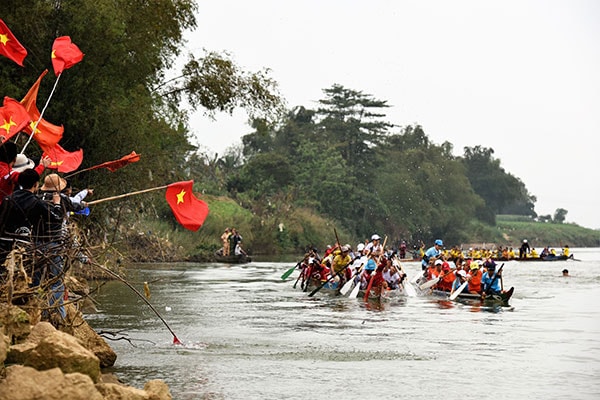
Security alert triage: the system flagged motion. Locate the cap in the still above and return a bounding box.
[340,245,350,252]
[470,261,480,270]
[371,234,381,241]
[357,243,365,251]
[442,264,451,272]
[435,239,443,246]
[457,270,467,277]
[434,259,443,266]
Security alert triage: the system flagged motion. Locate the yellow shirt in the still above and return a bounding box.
[331,252,352,274]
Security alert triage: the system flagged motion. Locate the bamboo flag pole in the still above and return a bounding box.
[21,73,62,154]
[86,185,168,206]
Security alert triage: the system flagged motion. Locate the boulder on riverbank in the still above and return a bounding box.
[0,305,172,400]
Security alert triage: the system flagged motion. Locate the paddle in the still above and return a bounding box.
[339,258,366,295]
[292,263,305,289]
[392,256,416,297]
[281,262,300,280]
[449,279,468,300]
[307,259,353,297]
[363,236,388,301]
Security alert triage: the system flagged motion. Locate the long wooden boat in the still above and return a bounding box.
[301,277,406,300]
[431,287,514,305]
[214,252,252,264]
[495,255,574,262]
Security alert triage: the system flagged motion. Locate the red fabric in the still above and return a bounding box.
[165,181,209,231]
[0,97,31,143]
[0,19,27,66]
[42,144,83,173]
[20,70,64,149]
[89,151,141,172]
[0,161,44,201]
[51,36,84,76]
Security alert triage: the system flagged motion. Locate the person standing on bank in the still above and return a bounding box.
[0,169,66,322]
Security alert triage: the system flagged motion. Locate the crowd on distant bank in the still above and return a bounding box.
[406,239,571,262]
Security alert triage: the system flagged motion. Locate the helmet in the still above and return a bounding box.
[371,234,381,241]
[435,239,443,246]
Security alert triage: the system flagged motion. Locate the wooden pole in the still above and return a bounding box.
[86,185,168,205]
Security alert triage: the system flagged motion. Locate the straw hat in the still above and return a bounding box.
[41,173,67,191]
[13,154,35,172]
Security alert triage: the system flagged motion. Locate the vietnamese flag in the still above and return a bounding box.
[20,69,64,149]
[51,36,84,76]
[0,97,32,143]
[42,143,83,173]
[89,151,141,172]
[165,181,209,231]
[0,19,27,66]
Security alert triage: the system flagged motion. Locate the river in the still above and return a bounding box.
[86,248,600,400]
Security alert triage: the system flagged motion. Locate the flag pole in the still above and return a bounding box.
[86,185,168,206]
[20,72,62,154]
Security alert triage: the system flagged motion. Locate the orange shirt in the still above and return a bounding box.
[437,272,455,291]
[468,270,482,293]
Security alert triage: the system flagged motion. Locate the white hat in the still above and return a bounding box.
[357,243,365,251]
[371,234,381,241]
[457,270,467,277]
[434,259,443,266]
[13,154,35,172]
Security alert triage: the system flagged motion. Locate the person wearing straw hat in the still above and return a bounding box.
[0,141,51,203]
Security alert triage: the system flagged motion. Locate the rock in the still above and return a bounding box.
[144,380,173,400]
[7,321,101,382]
[66,304,117,368]
[0,331,8,365]
[0,303,31,343]
[0,365,104,400]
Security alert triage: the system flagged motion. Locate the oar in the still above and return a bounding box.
[339,260,365,295]
[419,275,441,290]
[449,280,468,300]
[292,264,305,289]
[281,262,300,280]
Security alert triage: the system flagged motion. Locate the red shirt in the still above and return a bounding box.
[0,161,45,203]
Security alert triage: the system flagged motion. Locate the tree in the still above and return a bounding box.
[316,84,394,180]
[0,1,282,232]
[553,208,568,224]
[462,145,536,222]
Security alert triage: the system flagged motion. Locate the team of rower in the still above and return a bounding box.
[294,236,508,299]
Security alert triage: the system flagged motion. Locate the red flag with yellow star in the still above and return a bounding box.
[52,36,84,76]
[165,181,209,231]
[0,96,31,143]
[42,143,83,173]
[20,69,64,149]
[0,19,27,66]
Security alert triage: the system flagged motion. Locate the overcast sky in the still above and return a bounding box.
[183,0,600,230]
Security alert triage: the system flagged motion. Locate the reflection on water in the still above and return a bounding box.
[87,251,600,400]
